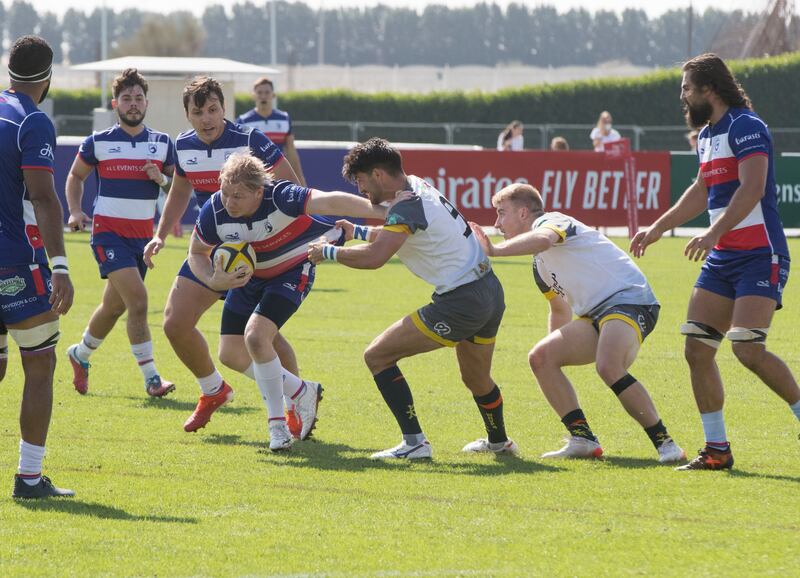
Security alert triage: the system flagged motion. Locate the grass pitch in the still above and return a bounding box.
[1,234,799,576]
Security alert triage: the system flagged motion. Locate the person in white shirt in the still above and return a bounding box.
[590,110,621,151]
[497,120,524,151]
[471,183,685,463]
[309,138,518,461]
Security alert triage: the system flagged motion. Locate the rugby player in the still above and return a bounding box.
[143,77,308,433]
[309,138,517,460]
[631,53,800,470]
[65,68,175,397]
[189,152,387,450]
[236,77,306,186]
[472,183,685,462]
[2,36,75,498]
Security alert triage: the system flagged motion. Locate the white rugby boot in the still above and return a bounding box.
[370,439,432,460]
[462,438,520,456]
[541,436,603,459]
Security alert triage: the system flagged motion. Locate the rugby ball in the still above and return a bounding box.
[212,242,256,273]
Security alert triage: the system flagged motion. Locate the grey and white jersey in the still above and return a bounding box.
[532,212,657,316]
[384,175,492,294]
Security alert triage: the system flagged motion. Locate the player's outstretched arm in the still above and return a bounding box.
[309,229,407,269]
[144,173,193,268]
[469,222,558,257]
[24,169,74,315]
[187,232,252,291]
[306,190,386,220]
[65,156,93,232]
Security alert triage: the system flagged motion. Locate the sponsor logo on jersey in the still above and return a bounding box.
[39,143,54,160]
[224,232,241,241]
[259,144,269,152]
[107,146,121,154]
[265,219,273,233]
[148,144,158,155]
[185,157,198,165]
[0,276,26,296]
[735,133,762,146]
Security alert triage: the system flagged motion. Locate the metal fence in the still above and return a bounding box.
[54,115,800,152]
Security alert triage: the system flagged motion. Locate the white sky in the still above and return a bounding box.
[27,0,781,18]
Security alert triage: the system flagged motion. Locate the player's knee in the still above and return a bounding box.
[162,313,185,342]
[731,341,765,370]
[218,346,246,373]
[528,342,551,375]
[595,359,626,386]
[684,339,716,367]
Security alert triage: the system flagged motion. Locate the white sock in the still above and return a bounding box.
[700,410,728,449]
[76,330,103,361]
[790,399,800,421]
[282,369,304,398]
[253,357,284,421]
[18,440,45,486]
[198,370,224,396]
[241,363,256,380]
[131,341,158,380]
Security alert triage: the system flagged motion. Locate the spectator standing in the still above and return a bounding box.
[497,121,524,151]
[590,111,621,151]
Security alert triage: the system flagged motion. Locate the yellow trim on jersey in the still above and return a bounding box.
[539,224,567,242]
[410,311,457,347]
[470,335,496,345]
[384,224,412,235]
[598,313,643,344]
[543,289,558,301]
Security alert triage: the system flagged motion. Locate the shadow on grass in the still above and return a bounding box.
[16,499,199,524]
[201,433,263,449]
[600,456,666,470]
[727,469,800,484]
[257,440,563,476]
[137,397,259,415]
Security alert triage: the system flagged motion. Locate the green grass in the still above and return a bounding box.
[1,234,799,576]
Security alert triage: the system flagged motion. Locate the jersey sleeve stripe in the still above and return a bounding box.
[738,151,769,163]
[193,225,214,246]
[384,224,412,235]
[540,224,567,241]
[20,165,53,173]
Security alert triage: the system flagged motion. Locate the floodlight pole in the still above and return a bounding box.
[100,1,109,108]
[687,0,693,58]
[270,0,277,66]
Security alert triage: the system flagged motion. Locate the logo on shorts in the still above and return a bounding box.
[106,249,116,261]
[433,321,452,336]
[637,314,647,332]
[283,282,297,291]
[757,280,770,287]
[0,276,26,297]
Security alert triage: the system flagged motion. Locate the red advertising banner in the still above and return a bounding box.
[400,149,672,227]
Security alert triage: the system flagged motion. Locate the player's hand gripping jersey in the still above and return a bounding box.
[384,175,492,294]
[531,212,657,316]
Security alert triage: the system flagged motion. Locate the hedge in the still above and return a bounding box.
[48,52,800,127]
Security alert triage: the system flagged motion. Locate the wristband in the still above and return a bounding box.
[50,255,69,275]
[353,225,370,241]
[159,173,171,187]
[322,245,339,261]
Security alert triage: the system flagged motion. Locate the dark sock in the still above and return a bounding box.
[644,419,671,449]
[473,385,507,444]
[561,408,597,442]
[706,441,731,453]
[374,366,422,435]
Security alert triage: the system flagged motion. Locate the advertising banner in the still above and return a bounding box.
[401,150,672,226]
